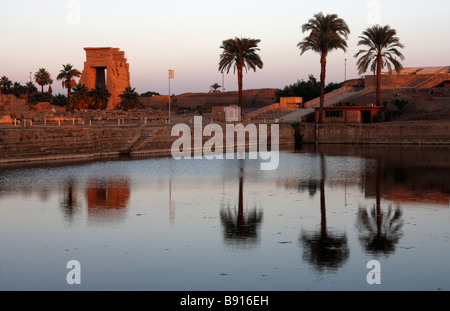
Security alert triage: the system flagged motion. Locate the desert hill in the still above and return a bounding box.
[139,88,279,113]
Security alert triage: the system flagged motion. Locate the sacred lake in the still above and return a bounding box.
[0,144,448,291]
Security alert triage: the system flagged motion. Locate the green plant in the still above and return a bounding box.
[29,92,53,104]
[51,94,68,107]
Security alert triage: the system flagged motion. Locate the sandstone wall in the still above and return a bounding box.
[0,94,29,112]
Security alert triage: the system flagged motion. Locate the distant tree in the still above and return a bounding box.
[56,64,81,111]
[24,82,38,104]
[51,94,68,107]
[29,92,53,105]
[298,12,350,123]
[118,86,142,111]
[72,83,90,110]
[11,82,26,97]
[140,91,160,97]
[219,37,263,108]
[276,75,342,103]
[34,68,52,93]
[88,84,111,110]
[354,25,405,106]
[0,76,12,94]
[210,83,222,92]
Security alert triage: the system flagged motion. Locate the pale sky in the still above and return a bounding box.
[1,0,449,95]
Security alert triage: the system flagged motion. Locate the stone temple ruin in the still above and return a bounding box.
[79,47,130,110]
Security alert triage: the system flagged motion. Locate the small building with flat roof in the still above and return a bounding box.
[315,106,384,124]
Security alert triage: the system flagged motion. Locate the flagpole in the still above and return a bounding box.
[169,70,171,125]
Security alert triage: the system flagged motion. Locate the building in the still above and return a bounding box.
[280,97,303,108]
[315,106,384,124]
[212,105,241,122]
[79,47,131,110]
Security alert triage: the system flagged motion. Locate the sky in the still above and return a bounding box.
[1,0,449,95]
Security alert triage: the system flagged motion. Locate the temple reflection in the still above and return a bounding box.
[220,163,264,250]
[299,152,350,273]
[85,177,130,224]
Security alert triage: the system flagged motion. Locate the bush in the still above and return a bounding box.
[29,92,53,104]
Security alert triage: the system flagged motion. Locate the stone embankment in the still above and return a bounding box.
[299,122,450,145]
[1,121,449,165]
[0,123,295,164]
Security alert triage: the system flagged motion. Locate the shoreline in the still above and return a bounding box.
[1,121,449,166]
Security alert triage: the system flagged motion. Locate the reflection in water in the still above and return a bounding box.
[220,164,263,250]
[356,205,403,256]
[60,178,79,223]
[356,160,404,256]
[299,153,350,273]
[86,178,130,225]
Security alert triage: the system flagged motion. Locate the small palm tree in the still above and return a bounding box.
[354,25,405,107]
[12,82,25,97]
[34,68,52,93]
[0,76,12,94]
[219,37,263,108]
[89,84,111,110]
[52,94,68,108]
[56,64,81,111]
[24,82,38,104]
[118,86,141,111]
[210,83,221,93]
[298,12,350,123]
[72,83,90,110]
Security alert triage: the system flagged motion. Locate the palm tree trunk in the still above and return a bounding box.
[320,152,326,234]
[237,64,243,109]
[67,87,72,111]
[318,55,327,124]
[376,54,382,106]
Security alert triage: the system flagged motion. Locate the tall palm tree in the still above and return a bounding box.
[89,84,111,110]
[218,37,263,109]
[24,81,37,102]
[56,64,81,111]
[298,12,350,123]
[34,68,52,93]
[118,86,142,111]
[354,25,405,107]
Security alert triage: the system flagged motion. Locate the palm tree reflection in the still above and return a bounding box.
[220,164,263,250]
[299,153,350,273]
[60,178,79,223]
[356,160,403,256]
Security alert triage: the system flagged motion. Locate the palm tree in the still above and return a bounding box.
[354,25,405,107]
[118,86,142,111]
[218,37,263,109]
[72,83,90,110]
[12,82,25,97]
[56,64,81,111]
[210,83,221,93]
[34,68,52,93]
[298,12,350,123]
[89,84,111,110]
[0,76,12,94]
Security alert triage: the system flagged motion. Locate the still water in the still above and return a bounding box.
[0,145,449,291]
